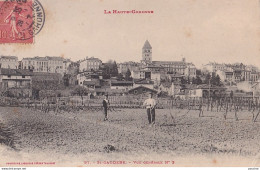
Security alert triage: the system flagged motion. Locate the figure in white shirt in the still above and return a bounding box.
[143,92,156,125]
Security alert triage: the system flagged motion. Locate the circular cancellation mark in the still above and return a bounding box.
[33,0,45,38]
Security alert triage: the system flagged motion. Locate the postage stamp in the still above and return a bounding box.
[0,0,45,43]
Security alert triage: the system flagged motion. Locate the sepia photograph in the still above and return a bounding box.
[0,0,260,168]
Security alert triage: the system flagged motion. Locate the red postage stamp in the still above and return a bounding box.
[0,0,34,43]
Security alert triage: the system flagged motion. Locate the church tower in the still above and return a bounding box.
[142,40,152,64]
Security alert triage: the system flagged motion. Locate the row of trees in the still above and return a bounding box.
[100,60,132,81]
[181,72,222,86]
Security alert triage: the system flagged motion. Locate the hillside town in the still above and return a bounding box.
[0,40,260,100]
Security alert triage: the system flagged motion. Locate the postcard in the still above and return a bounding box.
[0,0,260,168]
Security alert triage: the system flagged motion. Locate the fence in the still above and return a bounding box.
[0,95,259,122]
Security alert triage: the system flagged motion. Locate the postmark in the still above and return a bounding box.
[0,0,45,43]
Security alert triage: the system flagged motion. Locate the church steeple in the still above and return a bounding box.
[142,40,152,64]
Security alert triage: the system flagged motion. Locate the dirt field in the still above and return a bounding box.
[0,106,260,167]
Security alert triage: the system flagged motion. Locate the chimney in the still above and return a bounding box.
[182,58,186,63]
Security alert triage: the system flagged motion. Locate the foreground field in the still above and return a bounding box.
[0,106,260,166]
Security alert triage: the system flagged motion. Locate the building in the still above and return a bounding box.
[0,56,18,69]
[110,80,133,91]
[233,69,243,82]
[21,56,66,74]
[79,57,102,72]
[216,70,233,85]
[188,84,226,98]
[202,62,228,73]
[141,40,152,64]
[150,71,166,86]
[131,70,148,79]
[159,82,181,96]
[152,58,187,75]
[117,61,140,75]
[128,85,157,96]
[250,72,259,82]
[185,63,196,78]
[63,59,72,74]
[167,73,184,83]
[77,70,101,86]
[133,79,154,89]
[0,68,32,97]
[83,79,101,90]
[144,63,165,72]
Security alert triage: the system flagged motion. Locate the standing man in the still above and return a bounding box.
[143,92,156,125]
[102,94,110,121]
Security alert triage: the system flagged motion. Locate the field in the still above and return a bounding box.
[0,106,260,167]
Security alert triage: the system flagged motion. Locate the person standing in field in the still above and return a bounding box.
[102,94,110,121]
[143,92,156,125]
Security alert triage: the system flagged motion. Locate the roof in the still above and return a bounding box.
[46,56,64,61]
[146,63,164,68]
[32,72,62,81]
[111,81,133,86]
[92,88,125,94]
[176,91,186,95]
[152,61,186,66]
[87,57,101,61]
[252,82,260,88]
[142,40,152,49]
[81,57,102,62]
[0,68,32,76]
[118,61,140,66]
[134,79,154,84]
[23,57,47,61]
[128,85,157,93]
[191,84,226,90]
[23,56,64,61]
[83,80,101,86]
[161,82,172,88]
[0,56,18,60]
[169,73,184,78]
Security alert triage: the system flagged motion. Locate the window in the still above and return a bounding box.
[134,90,137,94]
[22,75,25,78]
[8,75,11,78]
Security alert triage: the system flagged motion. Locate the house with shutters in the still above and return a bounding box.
[0,68,32,97]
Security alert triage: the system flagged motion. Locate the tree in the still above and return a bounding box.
[100,64,110,79]
[63,74,70,87]
[181,77,187,84]
[204,73,211,84]
[125,68,132,81]
[117,73,124,81]
[203,72,222,86]
[111,61,118,77]
[196,69,202,76]
[71,86,89,105]
[196,76,203,85]
[187,77,191,84]
[192,77,196,84]
[213,74,221,86]
[100,60,119,79]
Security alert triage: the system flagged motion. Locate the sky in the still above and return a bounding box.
[0,0,260,68]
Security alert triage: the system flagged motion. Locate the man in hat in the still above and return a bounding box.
[143,92,156,125]
[102,94,110,121]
